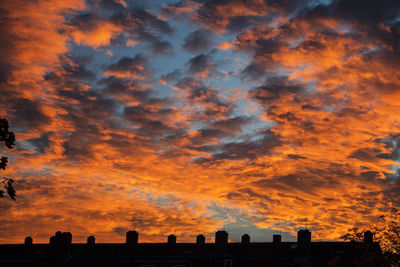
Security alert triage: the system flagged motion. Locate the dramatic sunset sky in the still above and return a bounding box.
[1,0,400,244]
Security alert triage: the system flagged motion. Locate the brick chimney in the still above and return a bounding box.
[215,230,228,254]
[241,234,250,244]
[196,234,206,244]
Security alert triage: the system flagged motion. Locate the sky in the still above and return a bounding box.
[1,0,400,244]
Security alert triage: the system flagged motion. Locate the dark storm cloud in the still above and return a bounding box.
[182,29,215,53]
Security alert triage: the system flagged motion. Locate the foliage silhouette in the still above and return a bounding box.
[341,208,400,264]
[0,118,16,200]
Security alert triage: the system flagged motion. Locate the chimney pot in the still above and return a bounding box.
[24,236,33,245]
[364,230,373,244]
[126,231,139,245]
[87,235,95,245]
[215,231,228,254]
[168,234,176,244]
[273,234,281,244]
[241,234,250,244]
[196,234,205,244]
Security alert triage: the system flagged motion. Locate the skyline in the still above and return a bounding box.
[1,0,400,244]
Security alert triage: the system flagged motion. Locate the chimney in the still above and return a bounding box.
[215,230,228,254]
[196,234,206,244]
[273,234,281,244]
[364,230,373,244]
[126,231,139,246]
[50,231,72,256]
[241,234,250,244]
[25,236,33,245]
[168,234,176,244]
[297,229,311,245]
[297,229,311,257]
[49,236,55,245]
[125,231,139,255]
[87,235,95,245]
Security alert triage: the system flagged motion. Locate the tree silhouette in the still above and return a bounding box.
[0,118,16,200]
[341,208,400,264]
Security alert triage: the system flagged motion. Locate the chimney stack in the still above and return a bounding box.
[168,234,176,244]
[87,235,95,245]
[364,230,373,244]
[273,234,281,244]
[125,231,139,255]
[25,236,33,245]
[297,229,311,257]
[50,231,72,257]
[196,234,205,244]
[297,229,311,245]
[241,234,250,244]
[126,231,139,246]
[215,230,228,254]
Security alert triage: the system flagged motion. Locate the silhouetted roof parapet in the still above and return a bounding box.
[24,236,32,245]
[241,234,250,244]
[215,230,228,254]
[273,234,281,244]
[364,230,373,244]
[87,235,95,245]
[196,234,205,244]
[168,234,176,244]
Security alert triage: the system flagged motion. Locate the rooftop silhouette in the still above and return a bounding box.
[0,229,384,266]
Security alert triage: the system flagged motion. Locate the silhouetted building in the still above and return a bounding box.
[0,229,384,266]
